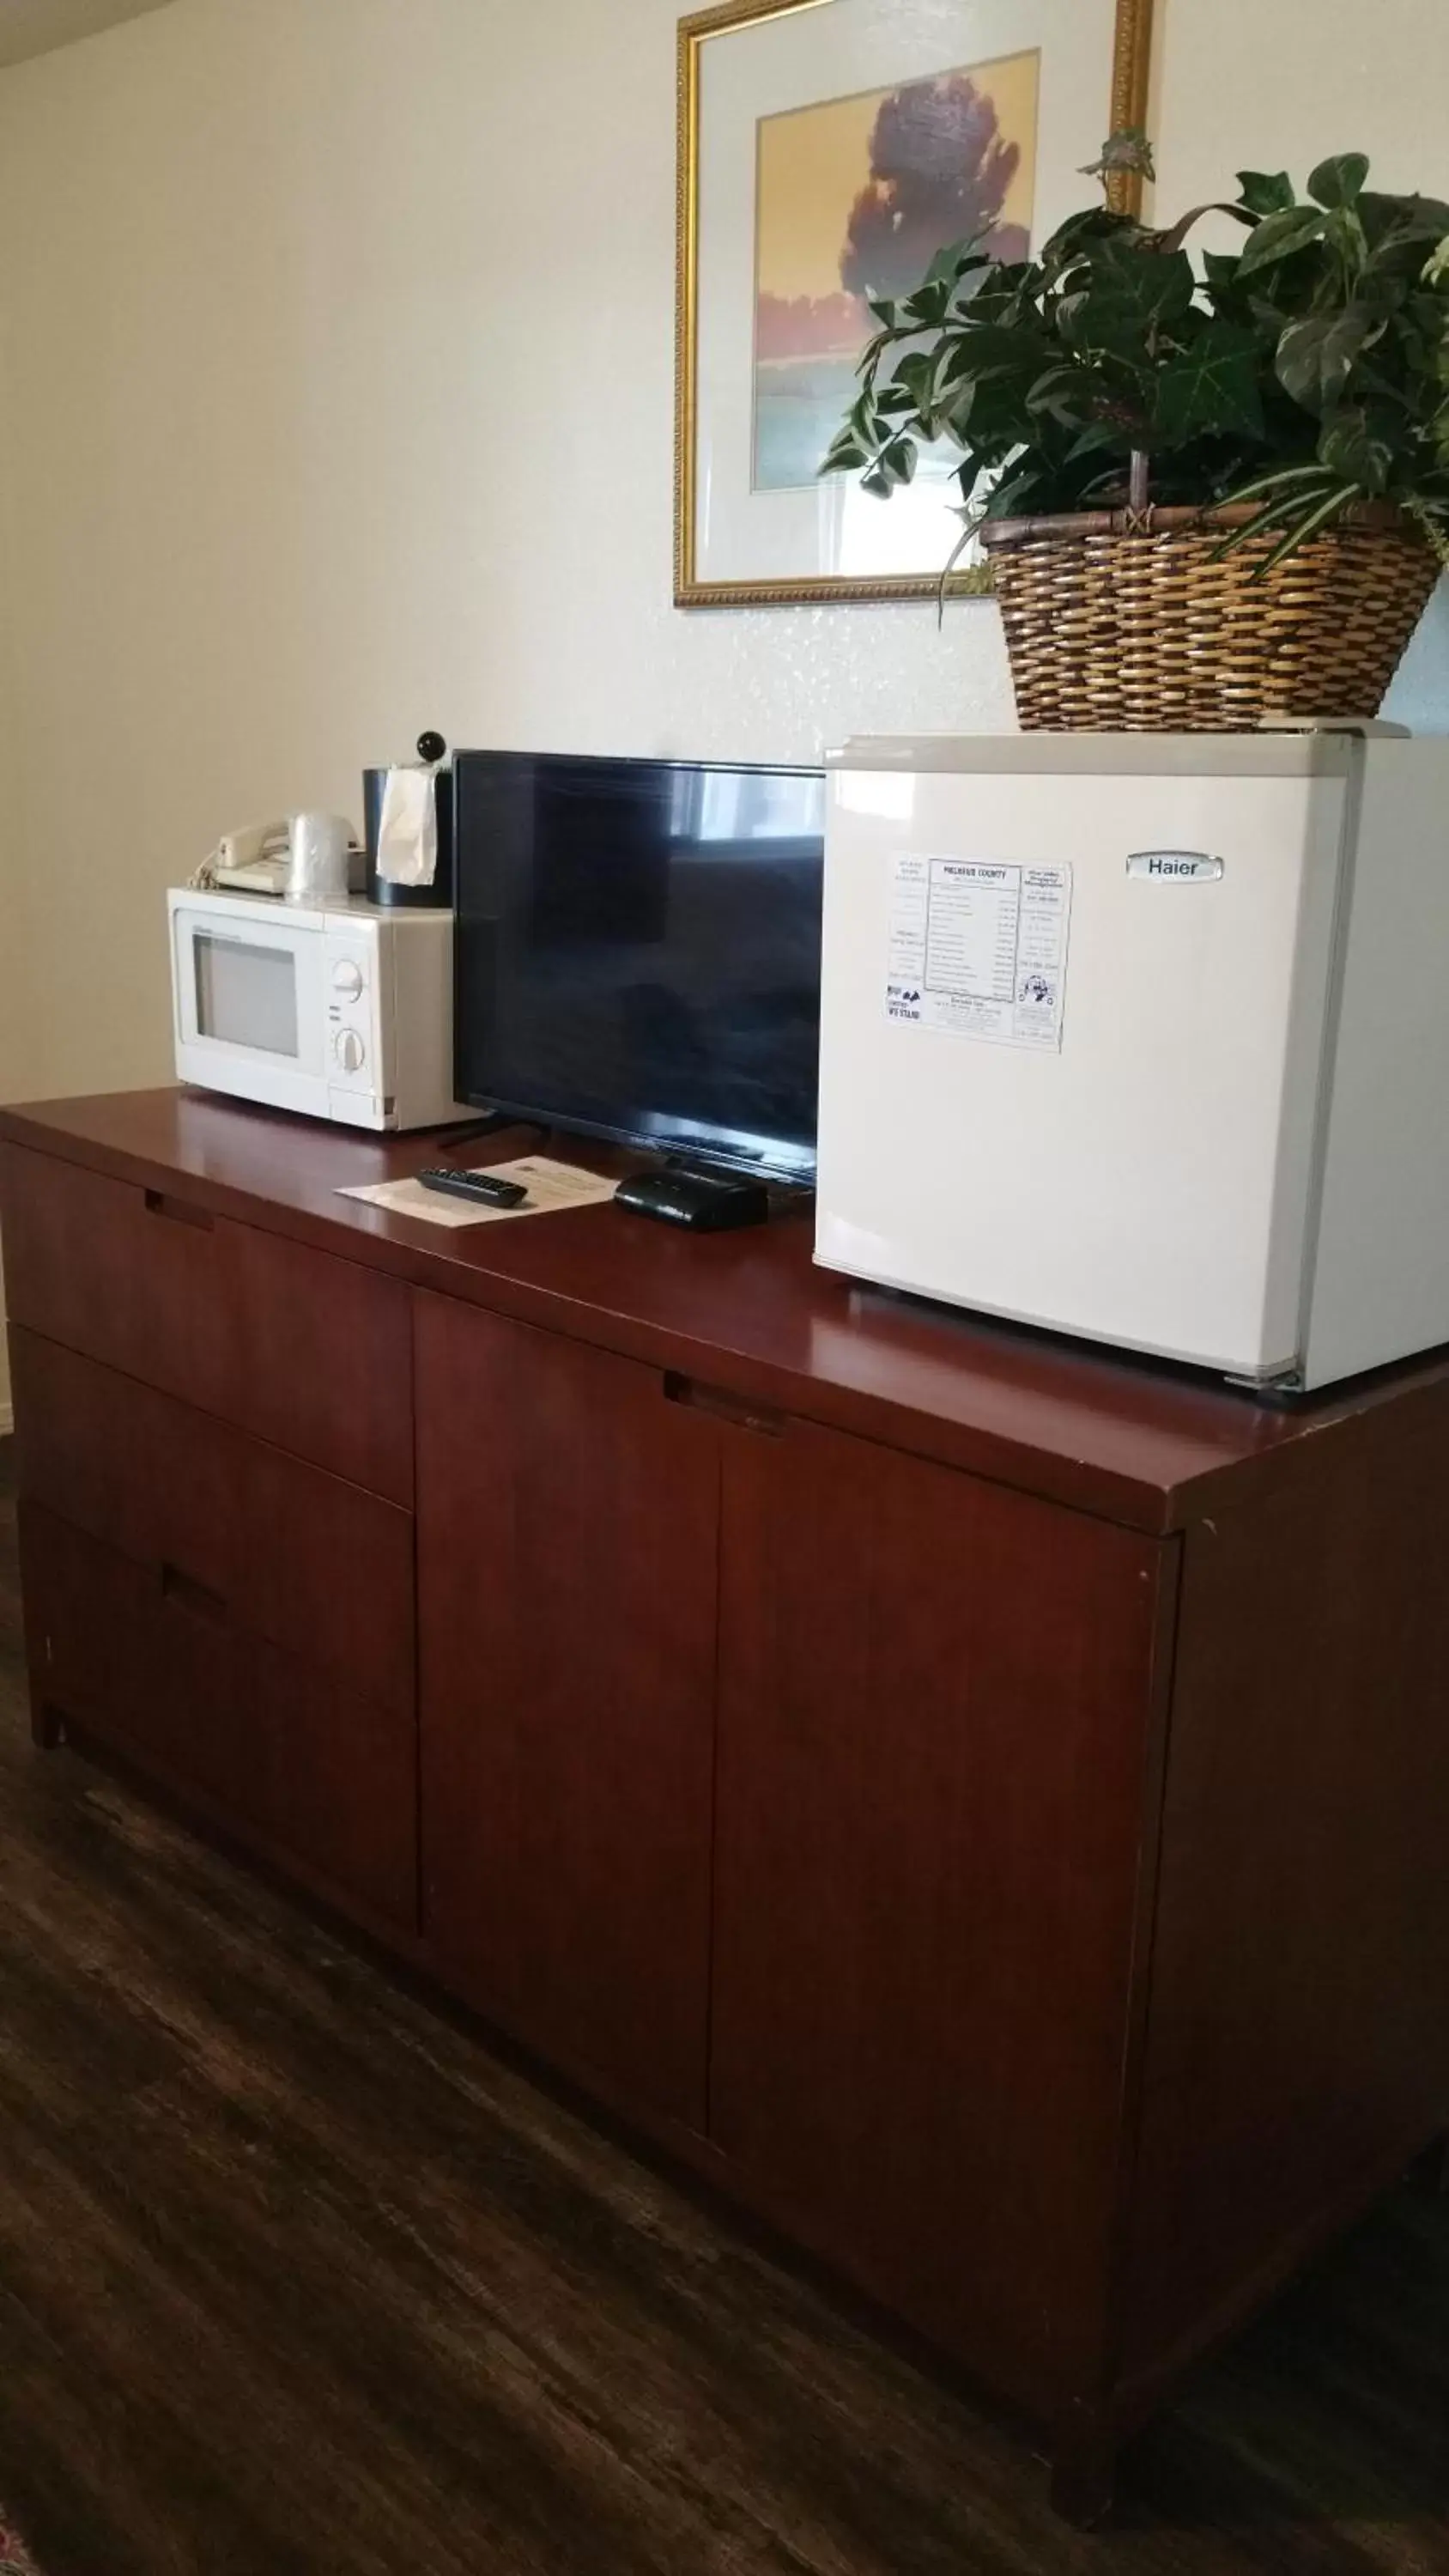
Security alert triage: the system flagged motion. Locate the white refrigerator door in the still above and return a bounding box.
[815,738,1352,1378]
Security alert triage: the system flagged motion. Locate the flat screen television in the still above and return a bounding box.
[453,750,826,1182]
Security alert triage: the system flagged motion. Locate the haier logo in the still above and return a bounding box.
[1126,851,1224,881]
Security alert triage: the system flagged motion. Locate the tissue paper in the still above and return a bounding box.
[376,766,438,887]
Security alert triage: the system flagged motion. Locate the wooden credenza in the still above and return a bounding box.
[3,1087,1447,2523]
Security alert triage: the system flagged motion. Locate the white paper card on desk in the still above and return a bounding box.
[336,1156,620,1228]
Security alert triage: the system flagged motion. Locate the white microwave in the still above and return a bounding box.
[167,887,473,1131]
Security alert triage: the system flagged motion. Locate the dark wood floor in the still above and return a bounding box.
[1,1439,1447,2575]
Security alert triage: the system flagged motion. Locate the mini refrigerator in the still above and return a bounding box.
[814,727,1449,1391]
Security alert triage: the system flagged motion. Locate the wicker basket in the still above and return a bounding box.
[978,501,1440,733]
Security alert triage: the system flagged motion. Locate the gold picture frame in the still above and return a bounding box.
[675,0,1155,608]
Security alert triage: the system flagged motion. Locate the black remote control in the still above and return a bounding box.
[417,1167,529,1208]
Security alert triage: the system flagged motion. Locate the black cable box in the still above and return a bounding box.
[615,1167,770,1231]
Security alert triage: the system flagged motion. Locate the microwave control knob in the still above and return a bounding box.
[334,1028,366,1072]
[331,959,364,1000]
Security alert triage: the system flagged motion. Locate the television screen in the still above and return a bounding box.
[453,751,826,1180]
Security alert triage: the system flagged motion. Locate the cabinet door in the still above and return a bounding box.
[415,1294,718,2130]
[712,1417,1173,2416]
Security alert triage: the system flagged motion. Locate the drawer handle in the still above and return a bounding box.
[160,1562,229,1625]
[143,1188,214,1232]
[664,1372,785,1436]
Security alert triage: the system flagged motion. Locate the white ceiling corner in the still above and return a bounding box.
[0,0,175,70]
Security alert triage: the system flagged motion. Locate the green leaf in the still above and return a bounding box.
[1308,153,1369,210]
[941,395,1023,458]
[1152,323,1264,441]
[1276,306,1373,411]
[943,322,1056,381]
[1256,478,1357,574]
[1238,204,1327,275]
[1055,254,1197,381]
[938,382,979,445]
[1063,421,1131,462]
[1237,169,1296,217]
[819,434,869,474]
[1039,205,1137,276]
[922,235,979,287]
[900,280,951,329]
[1203,249,1247,302]
[953,453,988,510]
[1076,462,1136,502]
[939,337,984,386]
[1056,301,1144,368]
[1086,240,1196,325]
[878,437,917,489]
[971,256,1034,296]
[1221,461,1338,505]
[1391,292,1449,372]
[865,295,898,328]
[945,254,994,297]
[890,349,937,406]
[1322,204,1369,275]
[1212,482,1335,557]
[859,465,894,499]
[980,465,1052,520]
[1358,191,1449,252]
[936,512,983,618]
[1318,407,1393,492]
[1401,495,1449,566]
[1245,289,1301,334]
[1025,364,1100,428]
[1353,263,1410,321]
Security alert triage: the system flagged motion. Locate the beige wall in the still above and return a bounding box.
[0,236,19,1430]
[0,0,175,70]
[0,0,1446,1423]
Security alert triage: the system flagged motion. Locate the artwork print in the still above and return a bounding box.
[752,52,1040,492]
[676,0,1155,605]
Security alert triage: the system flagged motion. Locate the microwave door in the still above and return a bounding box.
[173,907,329,1082]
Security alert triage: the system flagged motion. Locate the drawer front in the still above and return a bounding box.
[2,1144,229,1411]
[20,1502,419,1932]
[0,1144,412,1503]
[10,1329,415,1714]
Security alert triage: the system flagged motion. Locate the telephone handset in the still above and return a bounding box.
[191,819,291,895]
[190,818,362,897]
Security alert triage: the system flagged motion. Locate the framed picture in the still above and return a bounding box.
[675,0,1155,606]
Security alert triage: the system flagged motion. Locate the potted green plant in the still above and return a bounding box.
[822,150,1449,730]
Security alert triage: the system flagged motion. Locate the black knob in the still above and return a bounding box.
[416,731,447,765]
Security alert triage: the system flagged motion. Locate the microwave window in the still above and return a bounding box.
[193,933,300,1058]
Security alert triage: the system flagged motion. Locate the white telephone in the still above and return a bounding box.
[190,818,364,897]
[191,819,291,895]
